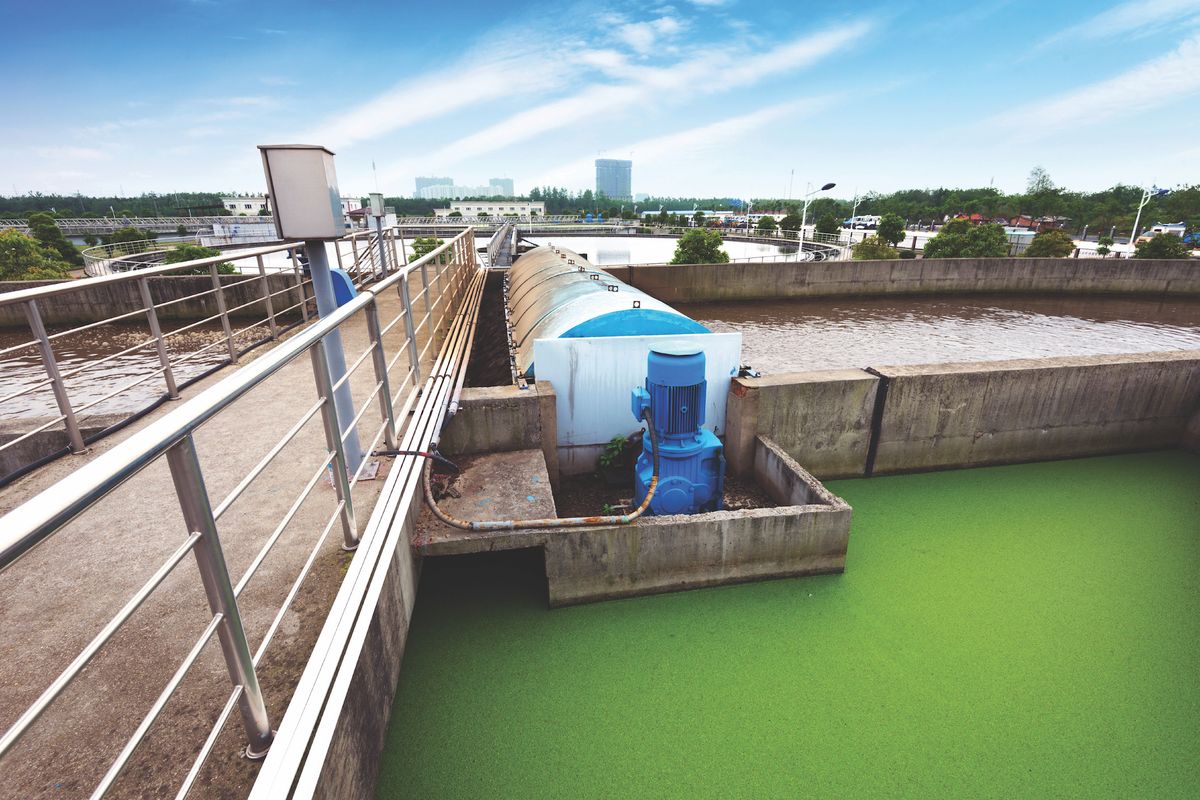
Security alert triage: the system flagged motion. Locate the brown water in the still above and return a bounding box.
[0,323,241,421]
[675,295,1200,373]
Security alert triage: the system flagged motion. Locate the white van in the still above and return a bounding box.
[843,215,881,230]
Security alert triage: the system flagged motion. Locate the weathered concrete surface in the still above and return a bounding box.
[416,450,557,556]
[1185,408,1200,453]
[543,440,851,607]
[871,350,1200,473]
[619,257,1200,304]
[726,369,879,479]
[0,273,304,327]
[312,499,420,800]
[440,384,559,487]
[0,413,125,480]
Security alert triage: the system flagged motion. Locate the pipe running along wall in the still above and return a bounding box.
[421,407,660,531]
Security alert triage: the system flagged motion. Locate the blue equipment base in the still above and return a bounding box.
[633,428,726,516]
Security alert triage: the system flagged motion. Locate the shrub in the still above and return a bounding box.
[671,229,729,265]
[852,235,899,260]
[1024,229,1076,258]
[923,219,1009,258]
[1134,233,1191,259]
[163,244,235,274]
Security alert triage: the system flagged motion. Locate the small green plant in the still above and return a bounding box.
[601,503,616,515]
[598,435,627,469]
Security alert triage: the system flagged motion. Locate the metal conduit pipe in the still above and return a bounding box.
[421,407,660,531]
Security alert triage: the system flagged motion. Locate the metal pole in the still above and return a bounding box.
[24,300,86,453]
[255,255,278,339]
[303,241,363,471]
[309,344,359,550]
[1130,188,1150,247]
[289,247,309,323]
[399,274,422,386]
[364,302,399,448]
[165,435,273,759]
[137,277,179,399]
[374,215,389,279]
[209,264,238,364]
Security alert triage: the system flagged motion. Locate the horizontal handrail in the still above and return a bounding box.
[0,233,463,569]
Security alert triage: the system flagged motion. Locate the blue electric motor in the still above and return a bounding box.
[631,346,726,515]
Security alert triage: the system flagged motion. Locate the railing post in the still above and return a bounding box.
[365,301,399,448]
[255,255,279,339]
[399,274,422,386]
[138,277,179,400]
[309,342,359,550]
[24,299,86,454]
[165,435,273,759]
[209,264,238,364]
[349,236,359,279]
[289,247,310,323]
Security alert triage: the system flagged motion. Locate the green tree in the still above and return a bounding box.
[670,229,729,265]
[778,213,803,232]
[755,215,777,233]
[162,244,236,274]
[852,235,899,260]
[0,229,72,280]
[876,213,905,246]
[815,213,840,236]
[692,210,706,227]
[27,212,82,265]
[448,211,463,218]
[923,219,1010,258]
[411,237,446,263]
[1096,235,1114,258]
[1023,229,1077,258]
[1134,233,1191,259]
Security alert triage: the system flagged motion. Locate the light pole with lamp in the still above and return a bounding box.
[1129,185,1169,248]
[799,181,836,251]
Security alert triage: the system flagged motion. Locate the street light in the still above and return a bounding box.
[1129,185,1169,248]
[799,181,836,250]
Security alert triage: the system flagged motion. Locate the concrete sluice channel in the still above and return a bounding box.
[677,294,1200,374]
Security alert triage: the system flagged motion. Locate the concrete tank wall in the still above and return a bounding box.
[0,273,305,327]
[727,350,1200,478]
[616,258,1200,303]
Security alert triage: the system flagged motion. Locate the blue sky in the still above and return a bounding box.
[3,0,1200,199]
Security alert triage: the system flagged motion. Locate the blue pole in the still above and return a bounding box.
[305,240,363,471]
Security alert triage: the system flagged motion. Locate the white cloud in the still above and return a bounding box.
[33,146,110,161]
[380,21,873,181]
[1036,0,1200,48]
[297,51,564,150]
[531,99,818,187]
[617,16,685,55]
[994,32,1200,138]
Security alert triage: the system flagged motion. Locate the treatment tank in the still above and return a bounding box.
[507,245,709,377]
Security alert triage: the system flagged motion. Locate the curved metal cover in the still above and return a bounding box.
[508,245,707,377]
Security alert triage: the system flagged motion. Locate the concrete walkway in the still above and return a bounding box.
[0,267,452,799]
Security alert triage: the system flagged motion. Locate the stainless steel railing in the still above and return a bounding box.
[0,227,432,484]
[0,228,477,798]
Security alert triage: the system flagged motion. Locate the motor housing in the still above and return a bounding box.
[631,346,725,515]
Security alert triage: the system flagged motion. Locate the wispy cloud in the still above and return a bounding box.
[531,99,818,187]
[381,20,873,180]
[1035,0,1200,49]
[616,15,685,55]
[33,146,110,161]
[298,51,565,150]
[993,32,1200,138]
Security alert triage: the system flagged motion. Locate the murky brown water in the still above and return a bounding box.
[675,295,1200,374]
[0,323,246,421]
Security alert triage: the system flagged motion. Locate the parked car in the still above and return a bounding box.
[842,215,880,230]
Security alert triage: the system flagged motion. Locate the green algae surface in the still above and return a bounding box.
[377,452,1200,799]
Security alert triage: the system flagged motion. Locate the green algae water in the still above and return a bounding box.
[377,452,1200,799]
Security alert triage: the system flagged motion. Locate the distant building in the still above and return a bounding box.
[595,159,632,201]
[634,192,651,202]
[221,195,270,215]
[219,195,361,217]
[433,201,545,218]
[415,176,453,199]
[489,178,515,197]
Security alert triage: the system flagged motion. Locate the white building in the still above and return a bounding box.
[434,201,545,217]
[220,195,363,216]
